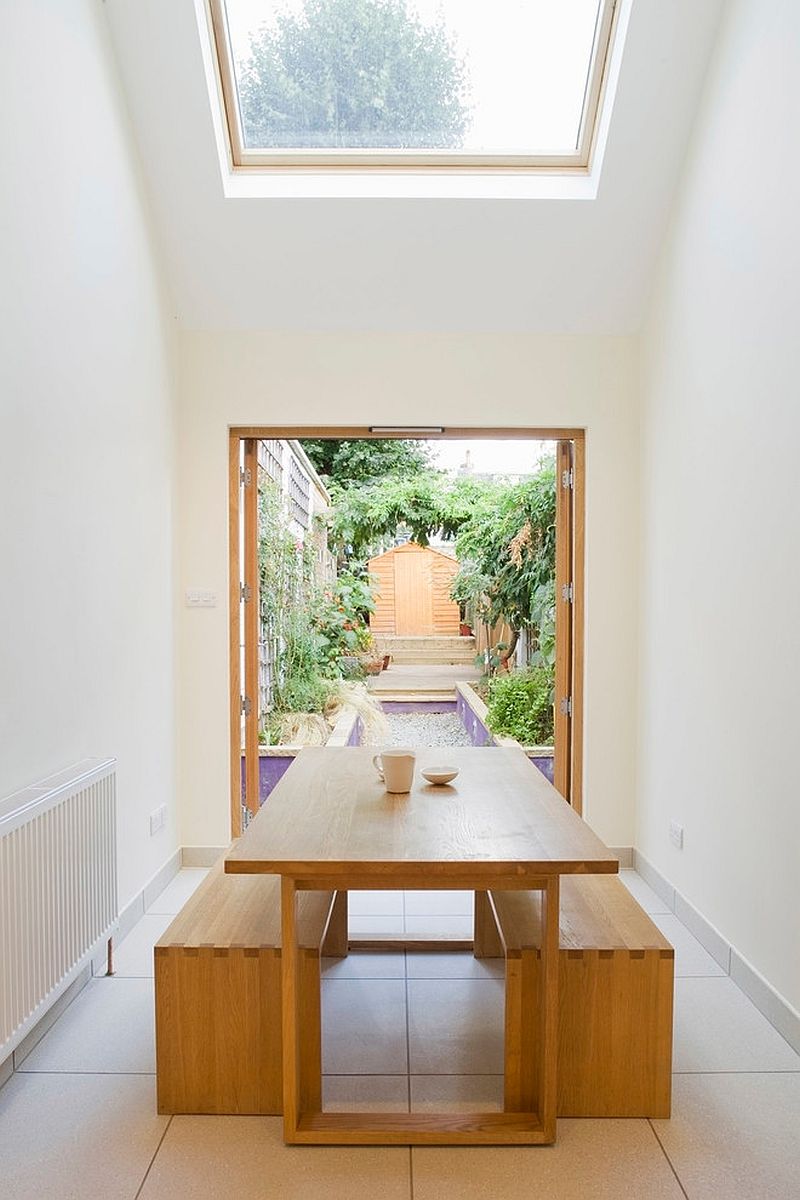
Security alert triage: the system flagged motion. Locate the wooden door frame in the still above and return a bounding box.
[228,427,585,837]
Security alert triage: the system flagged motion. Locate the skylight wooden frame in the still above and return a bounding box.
[207,0,618,173]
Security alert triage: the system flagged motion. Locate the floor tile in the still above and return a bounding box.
[19,978,155,1074]
[619,869,672,913]
[346,889,404,916]
[323,951,405,979]
[138,1115,411,1200]
[348,914,405,937]
[411,1075,503,1113]
[650,913,726,977]
[412,1119,684,1199]
[404,915,473,939]
[406,951,503,980]
[146,869,209,915]
[404,890,474,916]
[0,1072,167,1200]
[96,914,174,978]
[674,977,800,1073]
[322,979,408,1074]
[653,1072,800,1199]
[323,1074,409,1112]
[408,978,504,1075]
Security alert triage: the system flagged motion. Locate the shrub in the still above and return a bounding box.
[485,668,554,747]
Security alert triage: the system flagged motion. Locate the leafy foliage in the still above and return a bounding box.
[327,472,503,560]
[258,481,380,742]
[322,459,556,664]
[238,0,470,150]
[310,571,376,675]
[451,460,557,665]
[301,438,433,488]
[485,668,554,747]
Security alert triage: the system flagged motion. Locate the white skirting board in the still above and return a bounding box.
[634,849,800,1055]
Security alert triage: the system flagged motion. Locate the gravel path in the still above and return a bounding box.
[384,711,474,749]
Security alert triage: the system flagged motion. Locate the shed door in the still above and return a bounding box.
[394,550,434,635]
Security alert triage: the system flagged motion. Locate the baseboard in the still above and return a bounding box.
[182,845,228,868]
[12,966,92,1069]
[91,847,182,976]
[634,849,800,1055]
[731,950,800,1053]
[608,846,634,869]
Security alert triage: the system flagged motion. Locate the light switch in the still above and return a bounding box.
[185,589,217,608]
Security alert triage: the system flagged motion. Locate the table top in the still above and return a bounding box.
[225,747,618,882]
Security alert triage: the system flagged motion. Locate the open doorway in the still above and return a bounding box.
[229,428,584,838]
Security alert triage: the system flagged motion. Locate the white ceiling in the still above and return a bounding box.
[106,0,723,333]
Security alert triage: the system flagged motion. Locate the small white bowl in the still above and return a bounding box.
[422,767,460,786]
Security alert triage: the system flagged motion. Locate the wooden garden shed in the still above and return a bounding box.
[368,543,461,636]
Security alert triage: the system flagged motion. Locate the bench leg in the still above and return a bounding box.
[474,890,503,959]
[298,949,323,1113]
[503,948,538,1112]
[322,890,348,958]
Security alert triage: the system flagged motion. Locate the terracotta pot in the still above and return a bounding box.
[382,654,392,670]
[459,623,473,637]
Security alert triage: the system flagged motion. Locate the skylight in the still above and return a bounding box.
[209,0,617,169]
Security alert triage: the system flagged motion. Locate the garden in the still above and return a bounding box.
[256,438,558,754]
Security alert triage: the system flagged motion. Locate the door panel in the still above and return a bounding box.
[394,549,434,635]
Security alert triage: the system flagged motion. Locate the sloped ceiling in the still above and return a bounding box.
[106,0,723,333]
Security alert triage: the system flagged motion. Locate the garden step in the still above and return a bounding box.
[373,636,477,665]
[375,636,476,648]
[386,653,477,665]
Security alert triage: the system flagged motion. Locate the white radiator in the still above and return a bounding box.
[0,758,118,1061]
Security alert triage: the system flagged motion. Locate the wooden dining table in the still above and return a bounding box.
[225,745,618,1146]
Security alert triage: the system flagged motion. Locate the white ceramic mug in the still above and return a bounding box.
[373,749,416,793]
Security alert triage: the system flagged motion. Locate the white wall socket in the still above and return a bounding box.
[149,805,167,836]
[669,820,684,849]
[185,589,217,608]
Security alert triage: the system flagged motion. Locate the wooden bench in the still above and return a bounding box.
[154,857,346,1115]
[476,876,674,1118]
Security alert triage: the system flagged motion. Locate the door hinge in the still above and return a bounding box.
[561,582,574,603]
[240,466,253,487]
[561,468,574,490]
[559,696,572,717]
[241,695,252,718]
[240,583,252,603]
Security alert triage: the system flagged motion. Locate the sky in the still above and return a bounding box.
[430,439,549,476]
[224,0,601,153]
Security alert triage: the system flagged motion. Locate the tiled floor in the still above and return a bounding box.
[1,869,798,1199]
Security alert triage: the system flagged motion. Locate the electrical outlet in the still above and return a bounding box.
[185,589,217,608]
[149,805,167,836]
[669,820,684,849]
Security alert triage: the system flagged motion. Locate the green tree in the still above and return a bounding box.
[301,438,433,487]
[452,461,557,667]
[238,0,470,150]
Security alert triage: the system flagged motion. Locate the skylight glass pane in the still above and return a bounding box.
[222,0,605,156]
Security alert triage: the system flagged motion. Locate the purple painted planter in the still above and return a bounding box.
[455,689,554,783]
[243,715,364,808]
[529,755,555,784]
[455,690,494,746]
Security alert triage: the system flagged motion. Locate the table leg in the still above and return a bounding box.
[280,875,301,1141]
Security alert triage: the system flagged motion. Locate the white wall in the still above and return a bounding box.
[0,1,178,906]
[176,332,639,850]
[639,0,800,1009]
